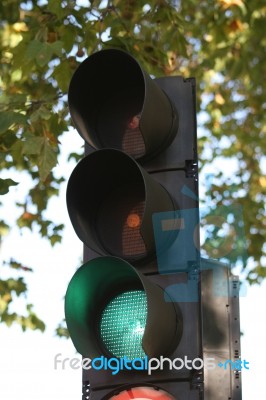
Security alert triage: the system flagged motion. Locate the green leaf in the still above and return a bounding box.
[58,25,78,53]
[2,313,18,327]
[52,60,73,92]
[26,40,54,67]
[55,321,69,338]
[26,39,44,59]
[36,43,54,67]
[10,140,24,163]
[30,105,51,123]
[50,234,62,246]
[47,2,67,19]
[38,140,58,181]
[22,136,58,180]
[50,41,64,57]
[0,112,27,134]
[6,277,27,296]
[23,137,44,155]
[0,93,28,108]
[0,178,18,195]
[6,258,33,272]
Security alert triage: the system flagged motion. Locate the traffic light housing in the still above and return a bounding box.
[65,49,241,400]
[67,49,178,161]
[65,256,182,360]
[66,149,177,262]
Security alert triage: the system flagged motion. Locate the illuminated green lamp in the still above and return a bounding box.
[100,290,147,359]
[65,256,182,360]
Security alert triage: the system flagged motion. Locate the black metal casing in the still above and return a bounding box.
[65,49,242,400]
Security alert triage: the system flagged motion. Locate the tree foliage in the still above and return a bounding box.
[0,0,265,331]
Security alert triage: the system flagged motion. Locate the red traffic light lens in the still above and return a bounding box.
[109,386,175,399]
[68,49,178,161]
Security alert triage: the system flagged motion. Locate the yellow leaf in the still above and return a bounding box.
[204,34,213,42]
[219,0,244,9]
[13,22,28,32]
[259,177,266,188]
[164,51,177,74]
[215,93,225,105]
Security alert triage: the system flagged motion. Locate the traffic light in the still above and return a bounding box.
[65,49,241,400]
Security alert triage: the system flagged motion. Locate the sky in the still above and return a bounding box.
[1,130,266,399]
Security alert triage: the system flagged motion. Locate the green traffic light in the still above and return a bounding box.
[65,256,182,360]
[65,257,146,359]
[100,290,147,360]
